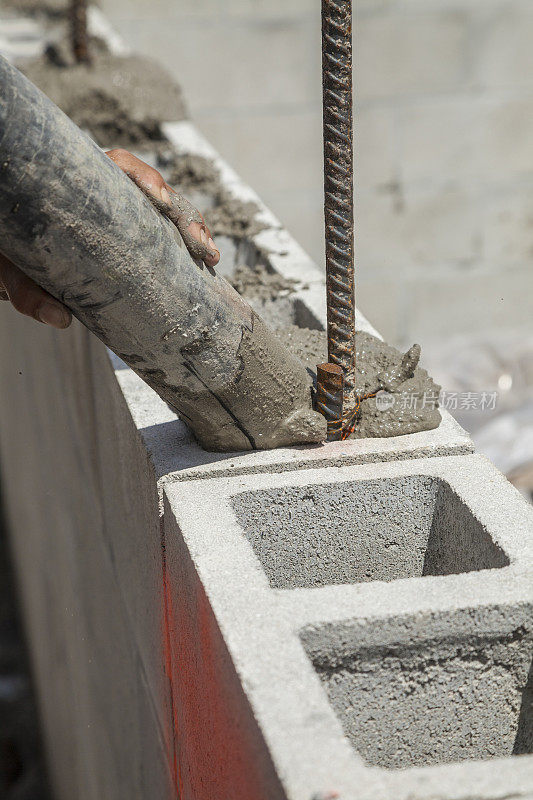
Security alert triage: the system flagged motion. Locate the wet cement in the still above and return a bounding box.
[153,150,442,437]
[132,151,443,439]
[19,43,187,147]
[163,152,267,240]
[205,192,267,240]
[231,263,298,302]
[278,326,442,438]
[165,152,221,195]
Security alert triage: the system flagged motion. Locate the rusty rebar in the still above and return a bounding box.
[70,0,91,64]
[317,0,356,438]
[316,363,344,441]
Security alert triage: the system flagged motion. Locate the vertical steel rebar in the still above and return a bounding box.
[70,0,91,64]
[317,0,356,436]
[316,362,344,440]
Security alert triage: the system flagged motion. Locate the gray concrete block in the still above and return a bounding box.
[307,604,533,770]
[163,453,533,799]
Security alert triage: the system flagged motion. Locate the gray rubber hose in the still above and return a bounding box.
[0,56,326,451]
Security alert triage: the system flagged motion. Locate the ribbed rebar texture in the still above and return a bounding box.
[70,0,90,64]
[321,0,355,410]
[316,363,344,441]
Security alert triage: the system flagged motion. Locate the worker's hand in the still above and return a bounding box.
[106,149,220,268]
[0,251,72,329]
[0,151,220,329]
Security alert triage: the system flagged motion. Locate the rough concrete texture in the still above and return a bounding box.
[1,216,532,800]
[232,475,509,589]
[112,354,472,482]
[106,130,471,471]
[278,327,442,438]
[309,611,533,770]
[164,455,533,799]
[1,293,529,800]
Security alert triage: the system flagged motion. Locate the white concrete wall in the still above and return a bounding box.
[98,0,533,347]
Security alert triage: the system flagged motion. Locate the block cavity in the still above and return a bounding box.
[232,475,509,589]
[301,609,533,769]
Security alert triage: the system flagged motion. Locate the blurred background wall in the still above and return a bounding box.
[98,0,533,349]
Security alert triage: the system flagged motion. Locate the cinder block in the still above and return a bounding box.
[113,356,473,483]
[306,605,533,771]
[91,120,475,482]
[231,472,509,589]
[163,454,533,799]
[5,11,532,799]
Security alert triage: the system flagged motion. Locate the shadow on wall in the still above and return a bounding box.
[514,658,533,755]
[0,485,50,800]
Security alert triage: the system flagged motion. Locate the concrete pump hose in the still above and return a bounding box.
[0,56,326,451]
